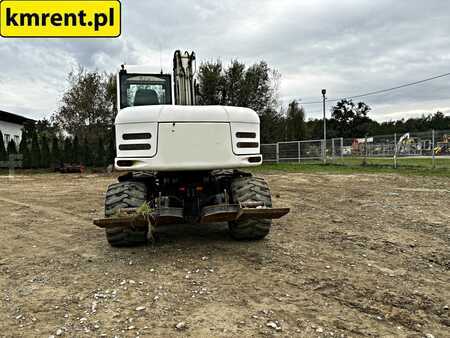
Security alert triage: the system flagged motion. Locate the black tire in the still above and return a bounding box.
[104,181,148,247]
[229,176,272,240]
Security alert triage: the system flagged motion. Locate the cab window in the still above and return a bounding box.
[119,74,172,108]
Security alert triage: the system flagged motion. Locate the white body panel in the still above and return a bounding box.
[230,122,260,155]
[115,105,262,171]
[115,105,259,124]
[116,122,158,158]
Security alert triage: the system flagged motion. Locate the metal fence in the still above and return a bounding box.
[261,139,342,163]
[261,129,450,169]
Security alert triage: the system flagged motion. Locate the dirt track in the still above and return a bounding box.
[0,172,449,337]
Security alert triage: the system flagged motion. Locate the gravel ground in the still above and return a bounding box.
[0,172,449,337]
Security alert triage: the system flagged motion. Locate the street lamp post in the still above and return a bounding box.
[322,89,327,163]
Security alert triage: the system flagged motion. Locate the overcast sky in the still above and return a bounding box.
[1,0,450,122]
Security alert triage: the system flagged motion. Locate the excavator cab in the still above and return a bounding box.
[117,50,197,109]
[118,72,172,108]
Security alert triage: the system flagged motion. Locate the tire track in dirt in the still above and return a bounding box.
[0,196,100,256]
[0,196,91,223]
[1,172,450,337]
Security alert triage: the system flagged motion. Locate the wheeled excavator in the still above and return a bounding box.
[93,50,289,246]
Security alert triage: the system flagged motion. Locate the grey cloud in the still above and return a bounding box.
[0,0,449,121]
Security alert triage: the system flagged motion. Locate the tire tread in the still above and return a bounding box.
[104,181,148,247]
[229,176,272,240]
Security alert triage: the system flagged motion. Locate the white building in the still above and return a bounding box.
[0,110,35,147]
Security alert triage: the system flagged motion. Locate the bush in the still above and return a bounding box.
[19,135,31,168]
[94,137,105,167]
[0,131,7,161]
[7,140,17,155]
[82,137,93,166]
[63,137,73,163]
[30,132,41,169]
[73,135,81,163]
[50,137,61,166]
[41,135,51,168]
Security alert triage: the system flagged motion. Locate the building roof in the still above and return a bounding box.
[0,110,36,125]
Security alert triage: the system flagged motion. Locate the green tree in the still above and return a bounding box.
[305,118,325,140]
[260,108,285,143]
[94,137,105,167]
[430,111,450,130]
[106,128,116,165]
[40,135,51,168]
[30,131,41,168]
[35,119,59,139]
[72,135,81,163]
[241,61,274,113]
[105,74,117,114]
[19,134,31,168]
[52,68,116,142]
[197,59,278,116]
[198,61,224,105]
[7,140,17,155]
[21,121,37,142]
[63,137,73,163]
[286,100,306,141]
[223,60,246,106]
[50,137,61,166]
[0,131,7,161]
[82,137,93,166]
[331,99,371,138]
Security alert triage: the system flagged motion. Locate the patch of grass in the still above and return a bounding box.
[0,168,54,176]
[136,201,153,216]
[0,167,109,176]
[2,157,449,178]
[249,162,450,177]
[335,156,450,169]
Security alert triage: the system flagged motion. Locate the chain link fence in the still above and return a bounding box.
[261,129,450,169]
[261,138,344,163]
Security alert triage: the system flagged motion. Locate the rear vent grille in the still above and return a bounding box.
[237,142,259,148]
[119,144,151,151]
[248,156,262,163]
[236,132,256,138]
[123,133,152,140]
[117,160,133,167]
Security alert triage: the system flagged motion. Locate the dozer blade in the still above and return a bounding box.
[93,207,184,229]
[237,207,290,220]
[199,204,290,224]
[199,204,240,224]
[93,215,148,229]
[154,207,184,225]
[94,206,289,229]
